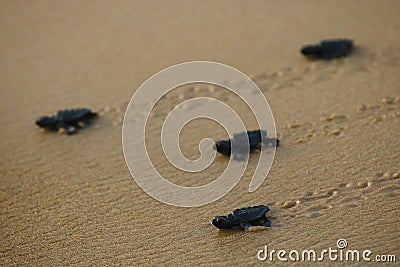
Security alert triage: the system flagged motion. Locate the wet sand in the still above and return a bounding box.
[1,0,399,265]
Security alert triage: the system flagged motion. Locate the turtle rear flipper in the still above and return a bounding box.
[262,137,279,147]
[239,222,253,230]
[232,152,246,161]
[244,218,271,230]
[260,218,271,227]
[78,119,92,128]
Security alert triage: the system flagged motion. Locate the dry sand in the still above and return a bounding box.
[1,0,399,265]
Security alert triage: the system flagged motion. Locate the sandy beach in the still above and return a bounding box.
[1,0,399,265]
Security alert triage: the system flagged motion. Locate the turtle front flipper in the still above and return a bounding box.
[57,123,76,135]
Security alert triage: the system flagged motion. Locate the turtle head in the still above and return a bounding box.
[211,216,233,229]
[301,45,322,57]
[36,116,58,129]
[213,140,231,156]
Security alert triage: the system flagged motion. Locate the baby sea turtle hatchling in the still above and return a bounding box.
[213,130,279,160]
[212,205,271,230]
[301,39,353,59]
[35,108,97,135]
